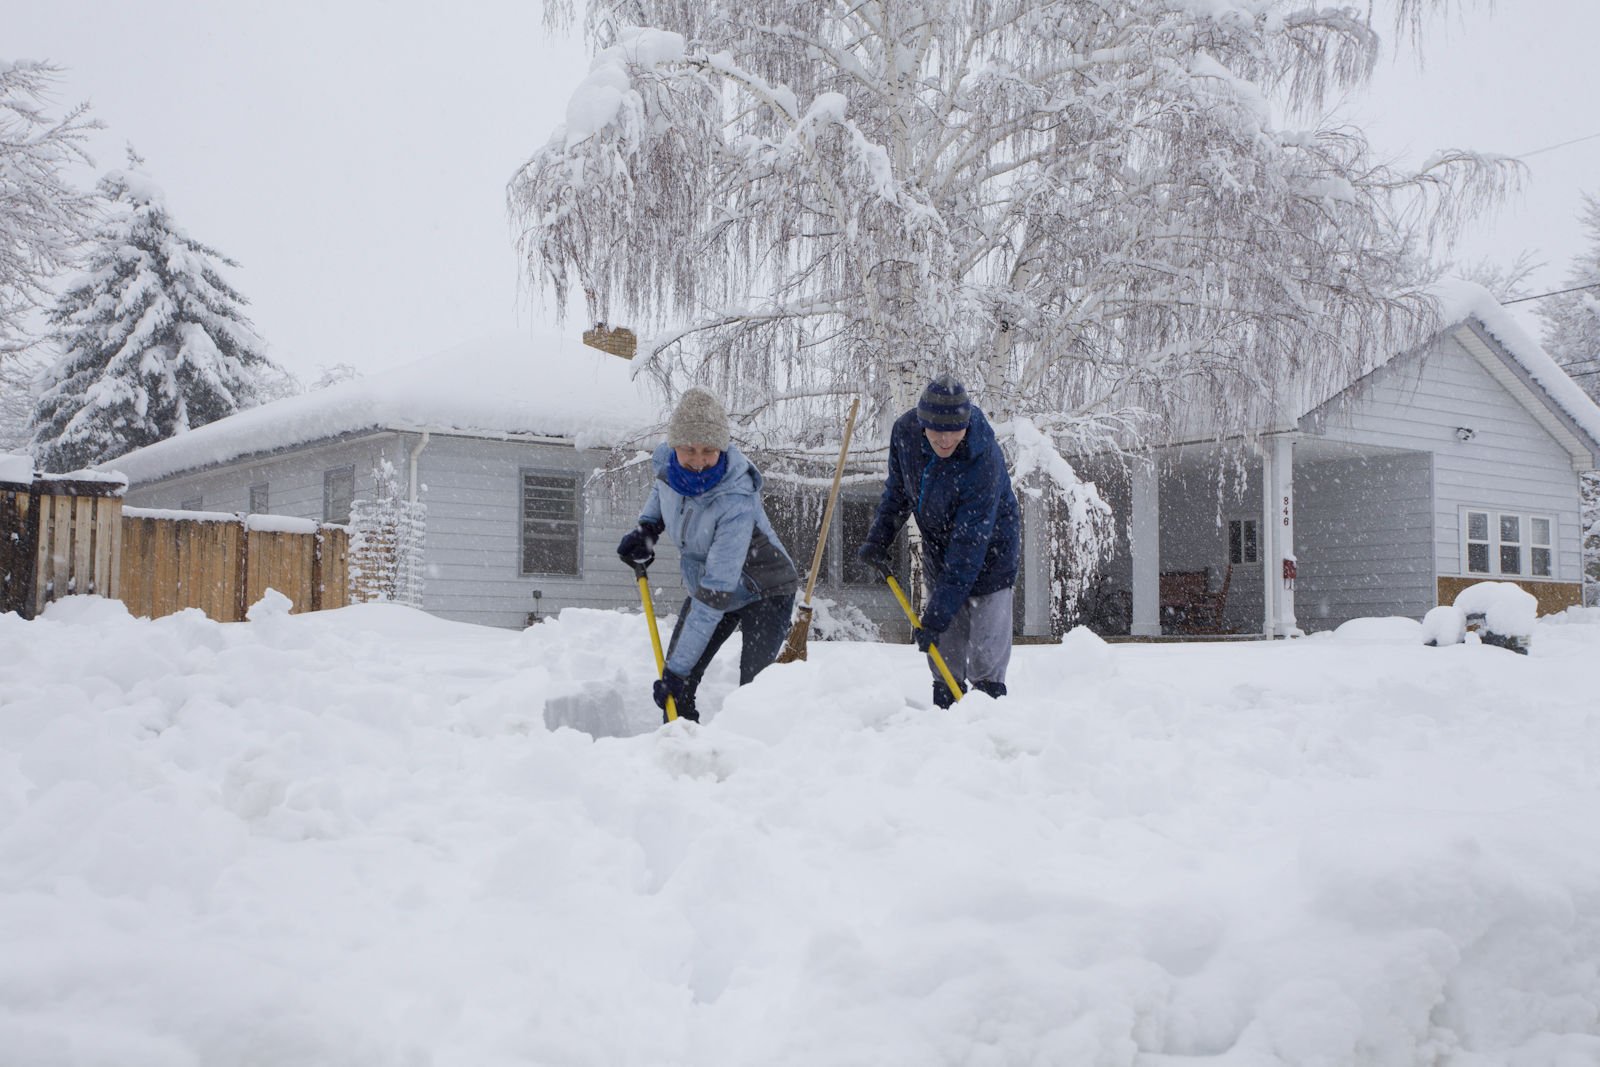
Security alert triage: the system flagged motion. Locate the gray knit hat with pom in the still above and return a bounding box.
[666,387,731,449]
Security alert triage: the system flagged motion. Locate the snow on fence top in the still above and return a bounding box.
[102,334,665,484]
[0,454,33,486]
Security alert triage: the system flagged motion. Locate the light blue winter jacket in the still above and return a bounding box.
[640,443,798,676]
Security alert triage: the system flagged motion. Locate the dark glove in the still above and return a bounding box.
[913,626,941,653]
[855,541,892,579]
[617,524,659,567]
[652,670,696,721]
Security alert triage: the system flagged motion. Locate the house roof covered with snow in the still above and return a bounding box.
[1158,281,1600,465]
[103,334,667,483]
[1289,280,1600,467]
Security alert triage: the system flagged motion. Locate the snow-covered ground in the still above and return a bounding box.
[4,596,1600,1066]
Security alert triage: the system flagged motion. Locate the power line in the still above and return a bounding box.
[1503,281,1600,305]
[1516,131,1600,160]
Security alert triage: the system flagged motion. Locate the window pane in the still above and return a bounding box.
[1499,545,1521,574]
[324,467,355,524]
[1243,520,1258,563]
[1228,520,1242,565]
[249,484,269,514]
[1500,515,1521,544]
[1531,547,1552,577]
[1467,543,1490,573]
[843,498,881,584]
[523,536,578,575]
[1467,511,1489,541]
[1531,517,1551,545]
[521,472,579,575]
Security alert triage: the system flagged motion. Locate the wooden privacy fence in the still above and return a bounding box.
[118,510,350,621]
[2,472,351,621]
[1,474,125,618]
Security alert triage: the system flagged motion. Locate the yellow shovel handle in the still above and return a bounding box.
[884,574,963,703]
[636,573,678,722]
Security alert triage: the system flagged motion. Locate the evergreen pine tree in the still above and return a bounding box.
[1536,193,1600,603]
[1538,193,1600,405]
[28,157,283,471]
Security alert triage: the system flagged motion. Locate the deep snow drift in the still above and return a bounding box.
[3,597,1599,1065]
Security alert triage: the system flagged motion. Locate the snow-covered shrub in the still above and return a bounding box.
[806,595,878,643]
[1421,605,1466,647]
[349,459,426,609]
[1452,580,1538,655]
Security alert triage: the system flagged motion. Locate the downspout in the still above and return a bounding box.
[408,432,430,504]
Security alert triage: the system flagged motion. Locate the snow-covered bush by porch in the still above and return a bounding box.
[348,459,426,609]
[27,161,284,472]
[1423,579,1539,652]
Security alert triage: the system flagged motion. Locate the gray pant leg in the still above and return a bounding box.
[928,586,1013,687]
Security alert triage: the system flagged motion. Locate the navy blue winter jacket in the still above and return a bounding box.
[861,407,1020,634]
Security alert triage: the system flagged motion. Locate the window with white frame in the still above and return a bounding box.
[249,483,269,514]
[1227,517,1259,565]
[1462,508,1554,578]
[521,470,581,576]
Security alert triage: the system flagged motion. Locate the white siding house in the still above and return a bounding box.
[1079,284,1600,637]
[102,334,909,634]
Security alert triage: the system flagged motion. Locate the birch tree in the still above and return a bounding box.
[509,0,1513,447]
[0,60,98,450]
[29,160,282,472]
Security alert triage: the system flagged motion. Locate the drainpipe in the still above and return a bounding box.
[408,432,430,504]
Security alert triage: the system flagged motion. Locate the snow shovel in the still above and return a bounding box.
[629,560,678,722]
[882,571,964,703]
[777,397,860,664]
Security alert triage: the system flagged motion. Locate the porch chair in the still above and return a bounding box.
[1183,564,1234,635]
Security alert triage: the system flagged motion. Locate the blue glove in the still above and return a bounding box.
[617,524,659,567]
[856,541,892,579]
[652,670,696,721]
[913,626,940,653]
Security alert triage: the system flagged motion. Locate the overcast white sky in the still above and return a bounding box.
[8,1,1599,383]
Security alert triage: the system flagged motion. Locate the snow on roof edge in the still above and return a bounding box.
[1431,279,1600,462]
[100,333,666,484]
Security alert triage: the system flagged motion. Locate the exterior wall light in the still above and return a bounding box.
[1455,426,1476,442]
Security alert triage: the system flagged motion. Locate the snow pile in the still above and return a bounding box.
[101,333,666,484]
[0,453,32,485]
[1453,579,1540,653]
[4,600,1600,1064]
[1421,603,1467,646]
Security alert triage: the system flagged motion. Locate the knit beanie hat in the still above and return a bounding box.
[667,387,732,449]
[916,374,971,431]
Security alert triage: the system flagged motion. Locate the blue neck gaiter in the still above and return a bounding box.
[666,451,729,497]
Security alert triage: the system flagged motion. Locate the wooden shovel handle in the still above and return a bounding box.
[800,398,859,606]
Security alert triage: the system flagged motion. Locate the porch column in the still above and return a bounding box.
[1268,434,1300,636]
[1022,491,1050,636]
[1260,441,1276,638]
[1130,460,1160,637]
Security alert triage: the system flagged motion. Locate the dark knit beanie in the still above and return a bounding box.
[667,387,731,449]
[916,374,971,431]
